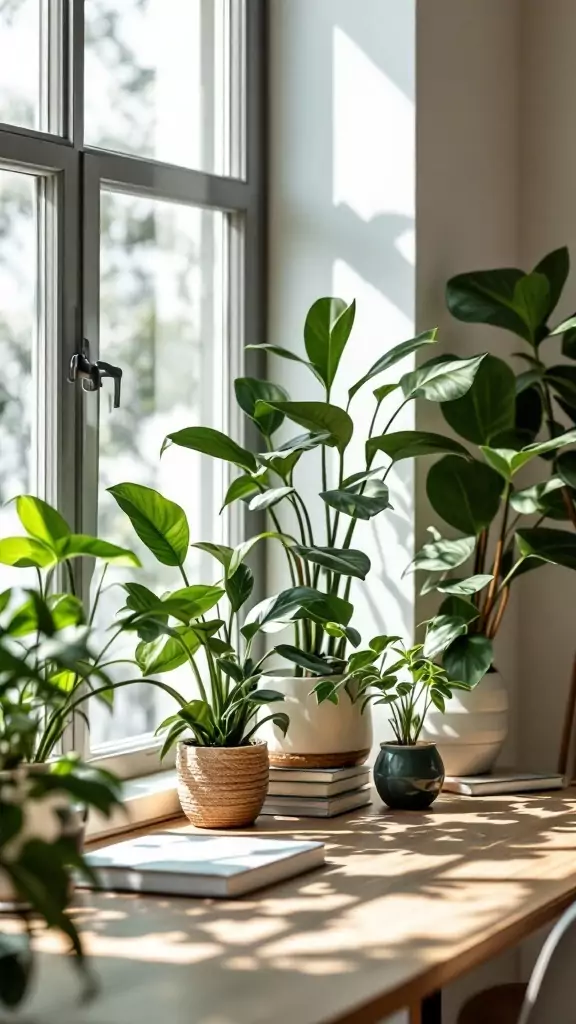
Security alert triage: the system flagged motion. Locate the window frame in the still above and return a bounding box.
[0,0,266,780]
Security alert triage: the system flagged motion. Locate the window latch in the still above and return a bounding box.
[68,341,122,409]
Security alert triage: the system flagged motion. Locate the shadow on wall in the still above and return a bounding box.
[269,0,417,680]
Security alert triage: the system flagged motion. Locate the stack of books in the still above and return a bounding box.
[261,764,372,818]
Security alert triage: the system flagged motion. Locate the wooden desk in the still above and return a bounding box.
[15,790,576,1024]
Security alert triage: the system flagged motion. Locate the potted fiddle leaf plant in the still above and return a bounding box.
[159,296,486,767]
[413,249,576,773]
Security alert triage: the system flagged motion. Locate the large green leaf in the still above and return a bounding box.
[481,429,576,480]
[220,474,262,513]
[512,273,550,341]
[516,528,576,571]
[438,595,479,625]
[321,479,391,520]
[401,354,485,403]
[241,586,330,640]
[545,365,576,406]
[255,400,353,453]
[56,535,141,567]
[191,542,233,570]
[427,455,505,534]
[440,354,516,445]
[367,430,470,464]
[225,564,254,612]
[510,477,565,516]
[304,297,356,388]
[436,574,493,596]
[348,328,437,401]
[136,625,202,675]
[256,432,329,480]
[557,451,576,489]
[161,426,257,473]
[443,635,493,686]
[405,534,476,574]
[234,378,289,436]
[16,495,70,547]
[446,267,535,341]
[274,646,338,676]
[228,531,291,576]
[296,592,353,627]
[0,537,56,569]
[292,545,371,580]
[108,483,189,566]
[423,615,468,660]
[534,247,569,319]
[248,486,295,512]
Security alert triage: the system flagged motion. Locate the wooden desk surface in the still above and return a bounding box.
[14,790,576,1024]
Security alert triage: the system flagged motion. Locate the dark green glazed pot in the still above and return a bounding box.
[374,741,445,810]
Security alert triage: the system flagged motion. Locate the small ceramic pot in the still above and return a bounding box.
[176,740,269,829]
[373,741,445,810]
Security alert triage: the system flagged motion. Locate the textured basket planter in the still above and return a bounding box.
[422,670,508,776]
[374,741,445,810]
[259,672,372,769]
[176,740,269,829]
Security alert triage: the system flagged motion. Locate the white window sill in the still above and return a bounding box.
[86,770,181,842]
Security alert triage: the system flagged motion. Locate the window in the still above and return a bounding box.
[0,0,264,778]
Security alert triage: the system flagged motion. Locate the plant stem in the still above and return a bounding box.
[487,586,510,639]
[65,559,76,596]
[179,565,190,587]
[89,564,108,626]
[481,482,511,628]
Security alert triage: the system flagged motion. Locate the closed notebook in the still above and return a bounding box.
[268,765,370,785]
[80,832,325,898]
[443,772,566,796]
[262,786,372,818]
[268,774,370,798]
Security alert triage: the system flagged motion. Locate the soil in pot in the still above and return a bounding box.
[373,742,445,811]
[176,740,269,829]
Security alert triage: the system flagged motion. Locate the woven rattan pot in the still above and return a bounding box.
[176,740,269,829]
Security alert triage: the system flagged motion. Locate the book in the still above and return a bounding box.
[261,785,372,818]
[268,764,370,785]
[443,771,566,796]
[268,773,370,798]
[80,831,325,898]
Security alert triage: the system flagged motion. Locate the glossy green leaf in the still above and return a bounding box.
[320,480,391,520]
[0,537,56,569]
[225,564,254,612]
[405,534,476,574]
[481,429,576,480]
[516,528,576,571]
[516,368,544,393]
[274,645,339,675]
[323,622,361,648]
[401,354,486,403]
[441,354,516,445]
[435,574,493,596]
[510,477,565,516]
[255,400,353,453]
[295,591,353,628]
[373,383,400,403]
[108,483,189,566]
[220,475,262,513]
[304,297,356,388]
[348,328,437,401]
[161,426,257,473]
[427,455,505,534]
[16,495,70,548]
[248,486,295,512]
[443,635,493,687]
[534,247,569,319]
[136,625,202,675]
[241,586,330,640]
[256,431,329,480]
[446,267,535,341]
[367,429,470,464]
[167,585,225,619]
[56,534,141,567]
[292,545,371,580]
[191,541,233,570]
[228,531,291,576]
[562,328,576,360]
[244,343,323,384]
[234,378,289,436]
[551,313,576,336]
[557,451,576,489]
[545,365,576,405]
[423,615,468,660]
[512,272,550,340]
[438,595,480,625]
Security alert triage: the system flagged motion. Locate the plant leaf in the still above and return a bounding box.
[274,645,339,675]
[136,625,201,675]
[220,475,262,513]
[248,486,295,512]
[225,564,254,613]
[481,429,576,480]
[510,477,566,516]
[255,400,353,454]
[534,246,569,319]
[441,354,516,445]
[228,531,292,576]
[443,634,493,686]
[516,527,576,571]
[245,343,323,383]
[234,378,290,436]
[107,483,189,566]
[512,272,550,341]
[348,328,437,401]
[56,534,141,566]
[557,451,576,489]
[241,586,330,639]
[427,455,505,534]
[15,495,70,548]
[292,545,371,580]
[320,480,391,520]
[367,429,470,463]
[438,595,479,625]
[401,354,486,403]
[191,541,234,570]
[436,574,493,596]
[0,537,56,569]
[161,426,257,473]
[447,267,534,341]
[304,297,356,388]
[405,535,476,574]
[423,615,468,660]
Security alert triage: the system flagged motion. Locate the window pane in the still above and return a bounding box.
[84,0,242,176]
[90,191,228,750]
[0,0,62,134]
[0,169,38,586]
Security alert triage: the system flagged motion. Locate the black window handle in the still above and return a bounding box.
[68,341,122,409]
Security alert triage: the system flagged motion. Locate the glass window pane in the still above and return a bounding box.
[0,0,62,134]
[90,191,228,750]
[84,0,242,176]
[0,168,38,587]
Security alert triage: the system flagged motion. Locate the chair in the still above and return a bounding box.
[457,901,576,1023]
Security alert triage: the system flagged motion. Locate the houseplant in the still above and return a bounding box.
[415,249,576,773]
[159,296,487,766]
[311,636,461,809]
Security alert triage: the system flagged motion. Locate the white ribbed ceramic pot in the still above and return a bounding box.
[422,670,508,776]
[259,672,372,769]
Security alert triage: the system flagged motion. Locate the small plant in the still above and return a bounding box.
[310,636,468,745]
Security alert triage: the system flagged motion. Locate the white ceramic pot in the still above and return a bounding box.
[422,670,508,777]
[260,672,373,768]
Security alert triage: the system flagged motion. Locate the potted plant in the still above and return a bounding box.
[311,636,460,809]
[158,297,486,767]
[413,249,576,774]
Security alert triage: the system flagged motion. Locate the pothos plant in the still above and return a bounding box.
[155,297,486,683]
[411,248,576,686]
